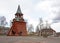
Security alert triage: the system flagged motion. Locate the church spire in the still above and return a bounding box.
[17,5,22,13]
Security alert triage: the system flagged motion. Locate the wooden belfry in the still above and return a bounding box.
[7,5,27,36]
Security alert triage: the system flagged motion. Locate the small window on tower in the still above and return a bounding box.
[21,16,23,18]
[15,17,20,21]
[15,15,17,18]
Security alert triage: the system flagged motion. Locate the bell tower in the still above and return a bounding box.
[14,5,24,22]
[7,5,27,36]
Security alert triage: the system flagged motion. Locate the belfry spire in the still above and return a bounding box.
[17,5,22,13]
[7,5,27,36]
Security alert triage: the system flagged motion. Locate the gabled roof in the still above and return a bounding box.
[41,28,56,32]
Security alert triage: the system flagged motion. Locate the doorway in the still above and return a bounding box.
[12,30,16,35]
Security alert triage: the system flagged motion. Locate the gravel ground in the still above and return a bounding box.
[0,36,60,43]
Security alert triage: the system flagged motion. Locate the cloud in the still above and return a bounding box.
[52,0,60,23]
[34,0,55,23]
[53,12,60,23]
[35,0,60,23]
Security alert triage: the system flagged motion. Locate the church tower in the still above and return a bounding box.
[7,5,27,36]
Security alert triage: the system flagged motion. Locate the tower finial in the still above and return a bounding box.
[17,5,22,13]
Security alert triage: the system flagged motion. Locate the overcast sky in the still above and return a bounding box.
[0,0,60,32]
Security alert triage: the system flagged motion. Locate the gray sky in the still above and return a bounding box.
[0,0,60,32]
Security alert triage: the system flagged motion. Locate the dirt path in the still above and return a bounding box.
[0,36,60,43]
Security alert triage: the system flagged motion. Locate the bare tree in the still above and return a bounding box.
[0,16,7,27]
[10,20,12,27]
[28,24,34,34]
[45,21,51,29]
[36,25,40,36]
[38,18,44,36]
